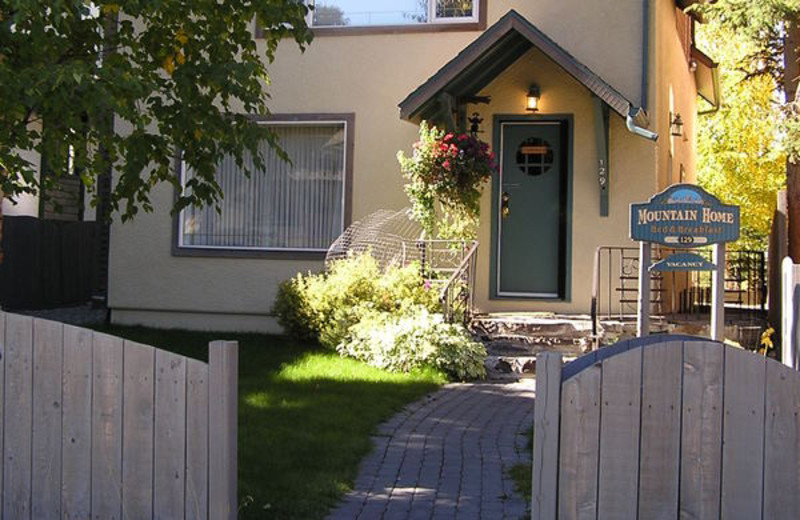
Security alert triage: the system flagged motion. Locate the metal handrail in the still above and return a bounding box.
[591,245,768,342]
[439,241,479,324]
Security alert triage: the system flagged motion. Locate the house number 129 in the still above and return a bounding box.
[598,159,607,187]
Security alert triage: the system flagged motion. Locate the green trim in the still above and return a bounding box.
[593,97,610,217]
[489,114,574,302]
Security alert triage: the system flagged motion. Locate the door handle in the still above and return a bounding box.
[502,192,510,219]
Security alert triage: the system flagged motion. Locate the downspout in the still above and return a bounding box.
[627,108,659,141]
[626,0,659,142]
[641,0,650,111]
[698,65,722,116]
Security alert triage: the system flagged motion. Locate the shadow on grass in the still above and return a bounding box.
[92,324,444,520]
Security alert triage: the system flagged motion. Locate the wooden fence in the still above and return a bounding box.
[0,216,97,310]
[533,335,800,519]
[783,256,800,369]
[0,312,238,519]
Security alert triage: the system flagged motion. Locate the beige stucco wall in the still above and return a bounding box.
[3,148,41,217]
[653,0,698,189]
[107,0,696,332]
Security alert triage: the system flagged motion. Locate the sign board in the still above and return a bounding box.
[630,184,739,247]
[649,252,716,272]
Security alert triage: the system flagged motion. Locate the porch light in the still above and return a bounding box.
[526,85,540,112]
[670,112,684,137]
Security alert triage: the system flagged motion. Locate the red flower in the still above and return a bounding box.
[444,133,454,142]
[458,134,469,141]
[442,160,451,170]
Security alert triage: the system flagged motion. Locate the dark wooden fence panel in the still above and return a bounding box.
[0,216,97,309]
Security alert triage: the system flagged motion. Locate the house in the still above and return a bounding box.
[106,0,719,332]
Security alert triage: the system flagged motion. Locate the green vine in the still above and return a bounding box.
[397,121,496,240]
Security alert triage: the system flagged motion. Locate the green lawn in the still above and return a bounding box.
[93,325,446,520]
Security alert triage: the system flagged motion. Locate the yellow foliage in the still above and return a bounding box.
[696,21,786,250]
[162,55,175,76]
[760,326,775,356]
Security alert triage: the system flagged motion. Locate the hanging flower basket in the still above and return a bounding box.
[397,122,497,240]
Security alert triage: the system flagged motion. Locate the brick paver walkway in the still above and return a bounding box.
[326,381,536,520]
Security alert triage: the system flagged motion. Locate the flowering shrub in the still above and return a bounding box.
[274,253,487,380]
[337,307,487,381]
[273,253,440,349]
[397,121,496,240]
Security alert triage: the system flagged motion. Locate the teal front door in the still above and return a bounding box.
[496,120,568,298]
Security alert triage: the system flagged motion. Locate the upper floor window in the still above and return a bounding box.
[309,0,478,28]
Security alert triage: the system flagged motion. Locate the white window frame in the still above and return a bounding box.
[177,119,349,253]
[429,0,479,24]
[306,0,479,28]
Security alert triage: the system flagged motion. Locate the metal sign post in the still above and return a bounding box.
[637,241,651,337]
[630,184,739,339]
[711,243,726,341]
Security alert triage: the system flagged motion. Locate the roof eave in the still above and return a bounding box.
[398,10,636,123]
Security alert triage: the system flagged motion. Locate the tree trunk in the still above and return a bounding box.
[785,20,800,261]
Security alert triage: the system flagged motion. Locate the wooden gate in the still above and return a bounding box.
[533,335,800,519]
[0,312,238,519]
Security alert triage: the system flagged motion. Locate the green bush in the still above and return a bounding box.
[273,254,440,349]
[273,275,316,342]
[337,307,487,381]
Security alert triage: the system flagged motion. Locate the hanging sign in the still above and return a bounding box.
[630,184,739,247]
[649,252,716,272]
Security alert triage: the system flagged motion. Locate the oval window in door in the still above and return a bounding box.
[516,137,553,176]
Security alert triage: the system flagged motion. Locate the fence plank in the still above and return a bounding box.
[638,340,682,519]
[186,359,209,520]
[782,258,800,368]
[31,318,64,520]
[532,352,561,520]
[209,340,239,520]
[558,365,600,520]
[721,348,766,519]
[3,313,34,519]
[597,347,642,519]
[154,349,187,520]
[91,332,124,519]
[61,324,93,520]
[680,341,724,520]
[764,360,800,517]
[0,312,6,519]
[122,341,155,519]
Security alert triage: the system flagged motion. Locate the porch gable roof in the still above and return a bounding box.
[398,10,636,122]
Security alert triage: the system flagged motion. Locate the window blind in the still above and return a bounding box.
[180,122,346,251]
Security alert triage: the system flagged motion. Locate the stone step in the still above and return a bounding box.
[484,338,587,357]
[471,314,594,341]
[485,354,579,380]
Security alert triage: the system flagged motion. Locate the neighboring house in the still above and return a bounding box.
[107,0,719,332]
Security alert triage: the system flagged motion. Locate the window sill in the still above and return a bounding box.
[307,21,485,37]
[171,245,327,261]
